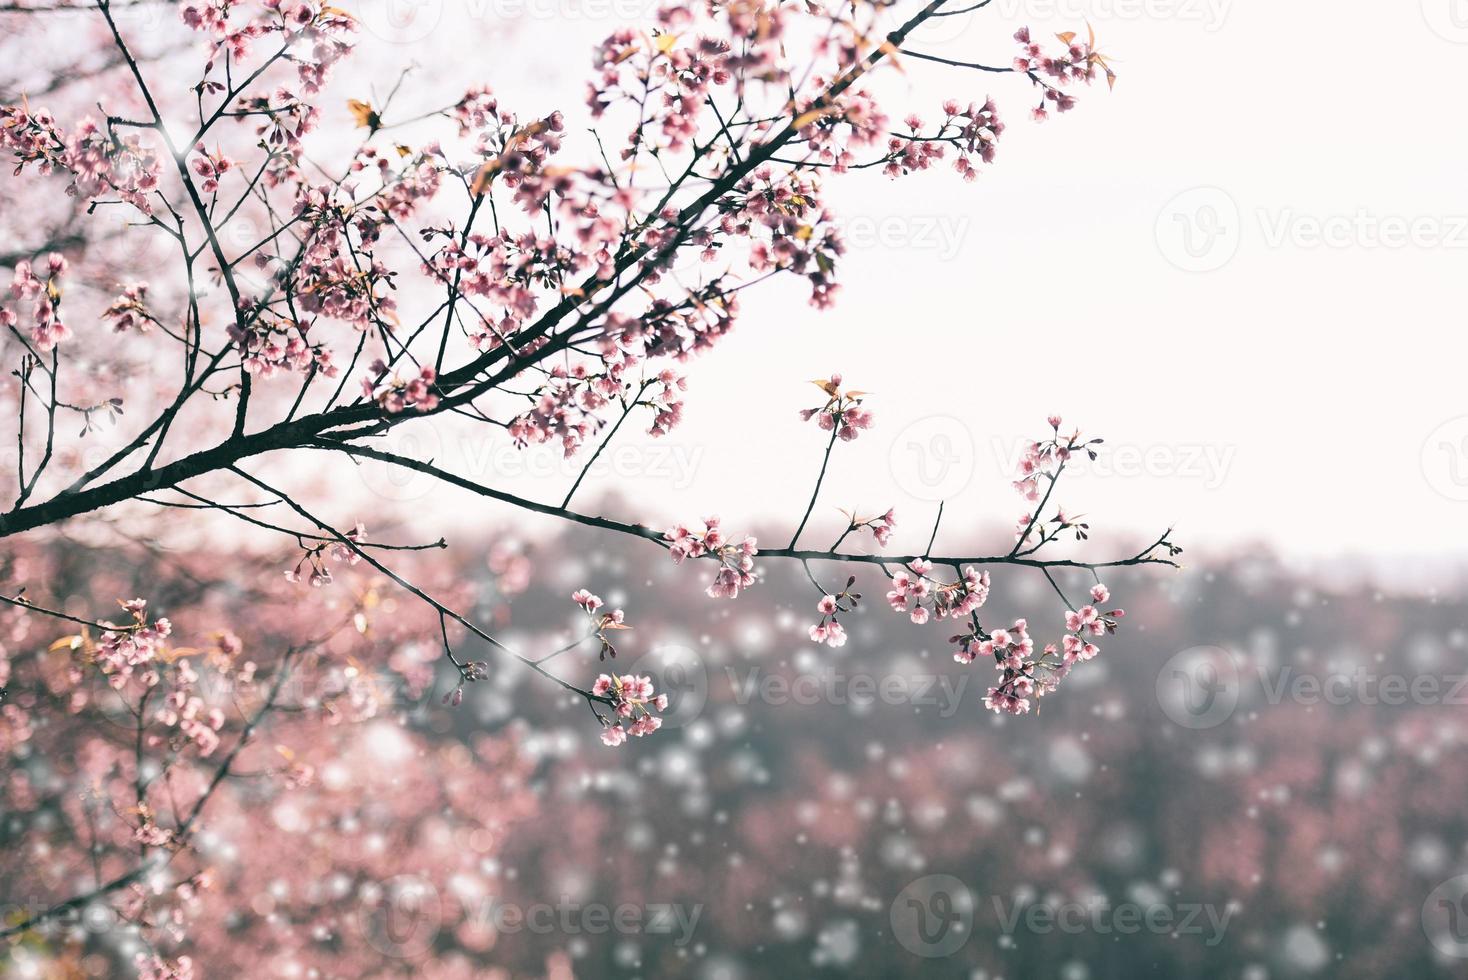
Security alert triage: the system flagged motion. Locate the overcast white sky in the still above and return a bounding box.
[327,0,1468,566]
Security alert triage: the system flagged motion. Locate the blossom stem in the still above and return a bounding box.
[789,425,840,549]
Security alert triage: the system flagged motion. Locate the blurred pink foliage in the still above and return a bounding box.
[0,0,1194,974]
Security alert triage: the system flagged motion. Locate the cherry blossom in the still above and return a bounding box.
[361,362,439,413]
[809,577,861,647]
[0,1,1183,967]
[666,517,758,599]
[6,254,70,351]
[800,374,874,441]
[592,672,669,746]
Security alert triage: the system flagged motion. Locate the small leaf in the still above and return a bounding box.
[347,99,381,133]
[791,107,829,130]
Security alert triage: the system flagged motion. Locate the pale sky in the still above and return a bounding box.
[306,0,1467,565]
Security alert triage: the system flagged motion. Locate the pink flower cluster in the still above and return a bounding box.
[179,0,230,35]
[135,953,195,980]
[95,599,173,689]
[507,364,619,456]
[453,85,508,137]
[362,362,439,413]
[328,522,366,565]
[799,374,873,441]
[645,370,687,437]
[286,523,366,585]
[1064,583,1125,651]
[593,673,669,746]
[737,168,846,308]
[4,254,70,351]
[1013,26,1116,122]
[588,21,734,153]
[665,517,758,599]
[153,659,227,757]
[975,618,1039,715]
[809,577,861,648]
[442,658,490,708]
[572,589,630,661]
[230,316,337,378]
[290,186,403,328]
[1012,415,1104,539]
[190,143,233,194]
[883,99,1005,182]
[103,284,152,333]
[795,83,889,171]
[944,98,1005,181]
[1013,415,1067,501]
[0,103,68,176]
[850,507,896,547]
[0,107,164,213]
[963,583,1125,716]
[886,561,991,625]
[180,0,356,96]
